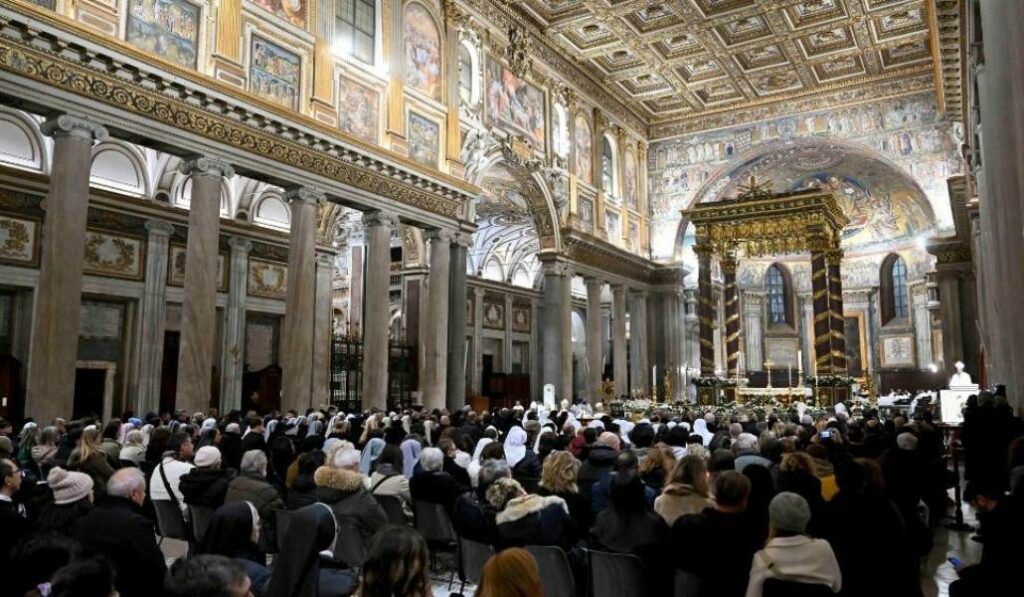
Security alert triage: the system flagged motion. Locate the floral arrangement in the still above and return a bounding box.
[804,375,857,387]
[693,375,740,387]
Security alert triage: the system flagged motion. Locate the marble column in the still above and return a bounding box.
[541,262,571,403]
[446,233,471,410]
[743,293,764,373]
[26,115,107,424]
[361,210,397,411]
[912,290,934,368]
[629,290,650,396]
[220,237,251,414]
[136,219,174,416]
[422,228,454,410]
[176,157,233,416]
[281,188,323,413]
[584,277,604,400]
[470,287,484,398]
[312,253,334,405]
[611,284,628,397]
[936,268,964,371]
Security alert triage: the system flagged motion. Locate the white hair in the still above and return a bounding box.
[333,447,361,471]
[420,447,444,472]
[240,450,268,474]
[735,433,759,453]
[107,468,146,498]
[896,432,918,451]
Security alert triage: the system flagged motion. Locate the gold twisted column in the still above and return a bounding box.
[722,252,741,379]
[696,245,716,377]
[826,248,847,374]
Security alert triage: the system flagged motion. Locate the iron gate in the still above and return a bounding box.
[331,336,416,413]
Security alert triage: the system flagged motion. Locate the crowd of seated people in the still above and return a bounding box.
[0,390,1021,597]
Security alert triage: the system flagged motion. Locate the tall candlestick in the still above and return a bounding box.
[788,363,792,388]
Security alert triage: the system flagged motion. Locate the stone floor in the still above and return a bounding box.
[160,488,981,597]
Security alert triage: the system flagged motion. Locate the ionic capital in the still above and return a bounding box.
[362,209,399,229]
[40,114,109,143]
[144,219,175,237]
[425,227,457,244]
[283,187,326,205]
[180,156,235,179]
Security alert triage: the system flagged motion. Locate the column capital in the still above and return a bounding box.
[583,276,604,288]
[610,282,626,294]
[425,227,457,244]
[541,260,572,277]
[362,209,399,229]
[180,156,235,178]
[454,231,474,247]
[630,288,648,299]
[227,236,253,253]
[144,219,175,237]
[824,248,844,266]
[316,252,334,268]
[40,114,108,142]
[283,187,326,205]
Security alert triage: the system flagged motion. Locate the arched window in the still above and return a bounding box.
[765,264,791,325]
[881,254,909,324]
[335,0,377,64]
[601,135,616,196]
[458,43,474,107]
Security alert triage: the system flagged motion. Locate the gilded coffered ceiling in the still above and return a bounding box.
[512,0,936,133]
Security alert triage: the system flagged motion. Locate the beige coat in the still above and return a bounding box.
[746,535,842,597]
[654,483,714,526]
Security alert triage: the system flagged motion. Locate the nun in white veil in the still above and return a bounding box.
[692,418,714,447]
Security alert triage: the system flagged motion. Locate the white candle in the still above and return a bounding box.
[788,363,792,387]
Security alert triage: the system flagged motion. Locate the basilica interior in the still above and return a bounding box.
[0,0,1017,423]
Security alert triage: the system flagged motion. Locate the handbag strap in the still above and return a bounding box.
[370,473,399,494]
[158,458,194,542]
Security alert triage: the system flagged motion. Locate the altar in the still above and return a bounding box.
[736,387,812,404]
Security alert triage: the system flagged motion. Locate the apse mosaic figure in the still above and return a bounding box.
[404,3,442,100]
[407,112,439,168]
[485,58,546,148]
[574,114,593,184]
[250,36,301,110]
[252,0,306,28]
[338,78,380,144]
[126,0,200,69]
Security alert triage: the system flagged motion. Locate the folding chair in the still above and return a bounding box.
[524,545,576,597]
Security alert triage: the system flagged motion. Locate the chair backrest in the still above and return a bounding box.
[588,549,646,597]
[524,545,575,597]
[763,578,835,597]
[375,495,407,526]
[413,501,454,545]
[331,515,368,568]
[153,499,189,541]
[188,505,215,544]
[458,537,494,585]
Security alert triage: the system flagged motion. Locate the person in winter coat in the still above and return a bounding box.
[200,501,271,595]
[776,452,828,537]
[99,420,123,464]
[313,447,388,549]
[487,477,574,550]
[67,428,115,499]
[224,450,284,521]
[409,447,468,509]
[287,449,325,510]
[746,492,841,597]
[503,427,542,483]
[180,446,235,509]
[369,445,412,521]
[577,432,619,505]
[655,454,715,526]
[536,450,592,543]
[76,468,166,597]
[118,430,146,466]
[219,423,244,471]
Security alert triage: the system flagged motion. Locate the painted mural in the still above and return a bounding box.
[252,0,306,28]
[574,114,592,184]
[407,111,439,168]
[338,77,379,144]
[250,36,301,110]
[485,57,546,148]
[648,93,963,260]
[624,149,638,209]
[126,0,200,69]
[404,3,442,100]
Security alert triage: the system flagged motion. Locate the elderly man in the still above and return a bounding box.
[224,449,284,520]
[409,446,469,508]
[77,468,166,596]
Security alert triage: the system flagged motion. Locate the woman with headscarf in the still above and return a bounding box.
[400,437,422,479]
[503,426,541,482]
[359,438,385,476]
[692,418,714,447]
[202,501,271,594]
[265,502,357,597]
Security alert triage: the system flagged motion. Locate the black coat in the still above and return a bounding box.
[0,500,31,572]
[443,457,472,488]
[510,451,542,482]
[76,496,166,597]
[180,467,235,509]
[287,472,319,510]
[409,470,468,509]
[577,446,617,504]
[671,508,761,597]
[451,493,499,544]
[494,494,574,550]
[240,432,268,456]
[536,487,591,544]
[776,469,827,536]
[219,432,243,470]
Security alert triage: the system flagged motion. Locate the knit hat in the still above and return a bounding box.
[769,491,811,535]
[48,467,94,505]
[194,446,222,468]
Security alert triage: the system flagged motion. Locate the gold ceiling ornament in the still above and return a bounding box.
[505,26,533,78]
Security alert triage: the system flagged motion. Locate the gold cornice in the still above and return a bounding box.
[1,1,478,197]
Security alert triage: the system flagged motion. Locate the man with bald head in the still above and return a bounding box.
[578,430,622,509]
[76,467,166,596]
